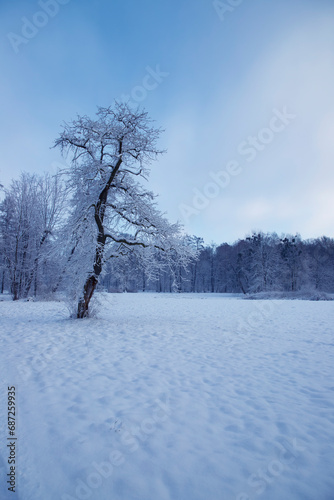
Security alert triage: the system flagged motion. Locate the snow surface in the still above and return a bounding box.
[1,293,334,500]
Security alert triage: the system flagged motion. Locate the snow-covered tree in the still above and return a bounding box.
[244,232,281,292]
[187,236,204,292]
[54,103,195,317]
[305,237,334,292]
[0,172,65,299]
[279,234,303,291]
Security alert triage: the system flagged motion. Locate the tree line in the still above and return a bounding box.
[1,172,333,299]
[101,233,334,294]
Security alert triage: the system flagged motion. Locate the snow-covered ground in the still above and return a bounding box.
[0,293,334,500]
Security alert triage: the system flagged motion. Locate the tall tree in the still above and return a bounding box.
[280,235,303,291]
[244,232,280,292]
[54,103,195,317]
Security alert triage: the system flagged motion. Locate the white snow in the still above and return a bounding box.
[0,293,334,500]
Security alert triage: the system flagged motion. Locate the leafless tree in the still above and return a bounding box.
[54,103,195,317]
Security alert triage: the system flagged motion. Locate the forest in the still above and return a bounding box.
[1,171,333,300]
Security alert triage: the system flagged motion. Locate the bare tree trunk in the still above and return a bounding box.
[77,241,104,318]
[77,275,98,318]
[33,265,38,297]
[191,261,197,292]
[12,236,20,300]
[12,276,19,301]
[211,260,215,293]
[1,269,5,294]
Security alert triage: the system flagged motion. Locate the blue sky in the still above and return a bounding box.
[1,0,334,244]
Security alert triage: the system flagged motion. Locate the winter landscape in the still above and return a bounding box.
[1,1,334,499]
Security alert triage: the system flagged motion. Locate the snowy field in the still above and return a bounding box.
[1,293,334,500]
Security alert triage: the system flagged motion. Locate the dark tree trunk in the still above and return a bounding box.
[77,239,105,318]
[211,261,214,293]
[191,261,197,293]
[76,214,106,317]
[12,277,19,301]
[77,275,98,318]
[1,269,5,294]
